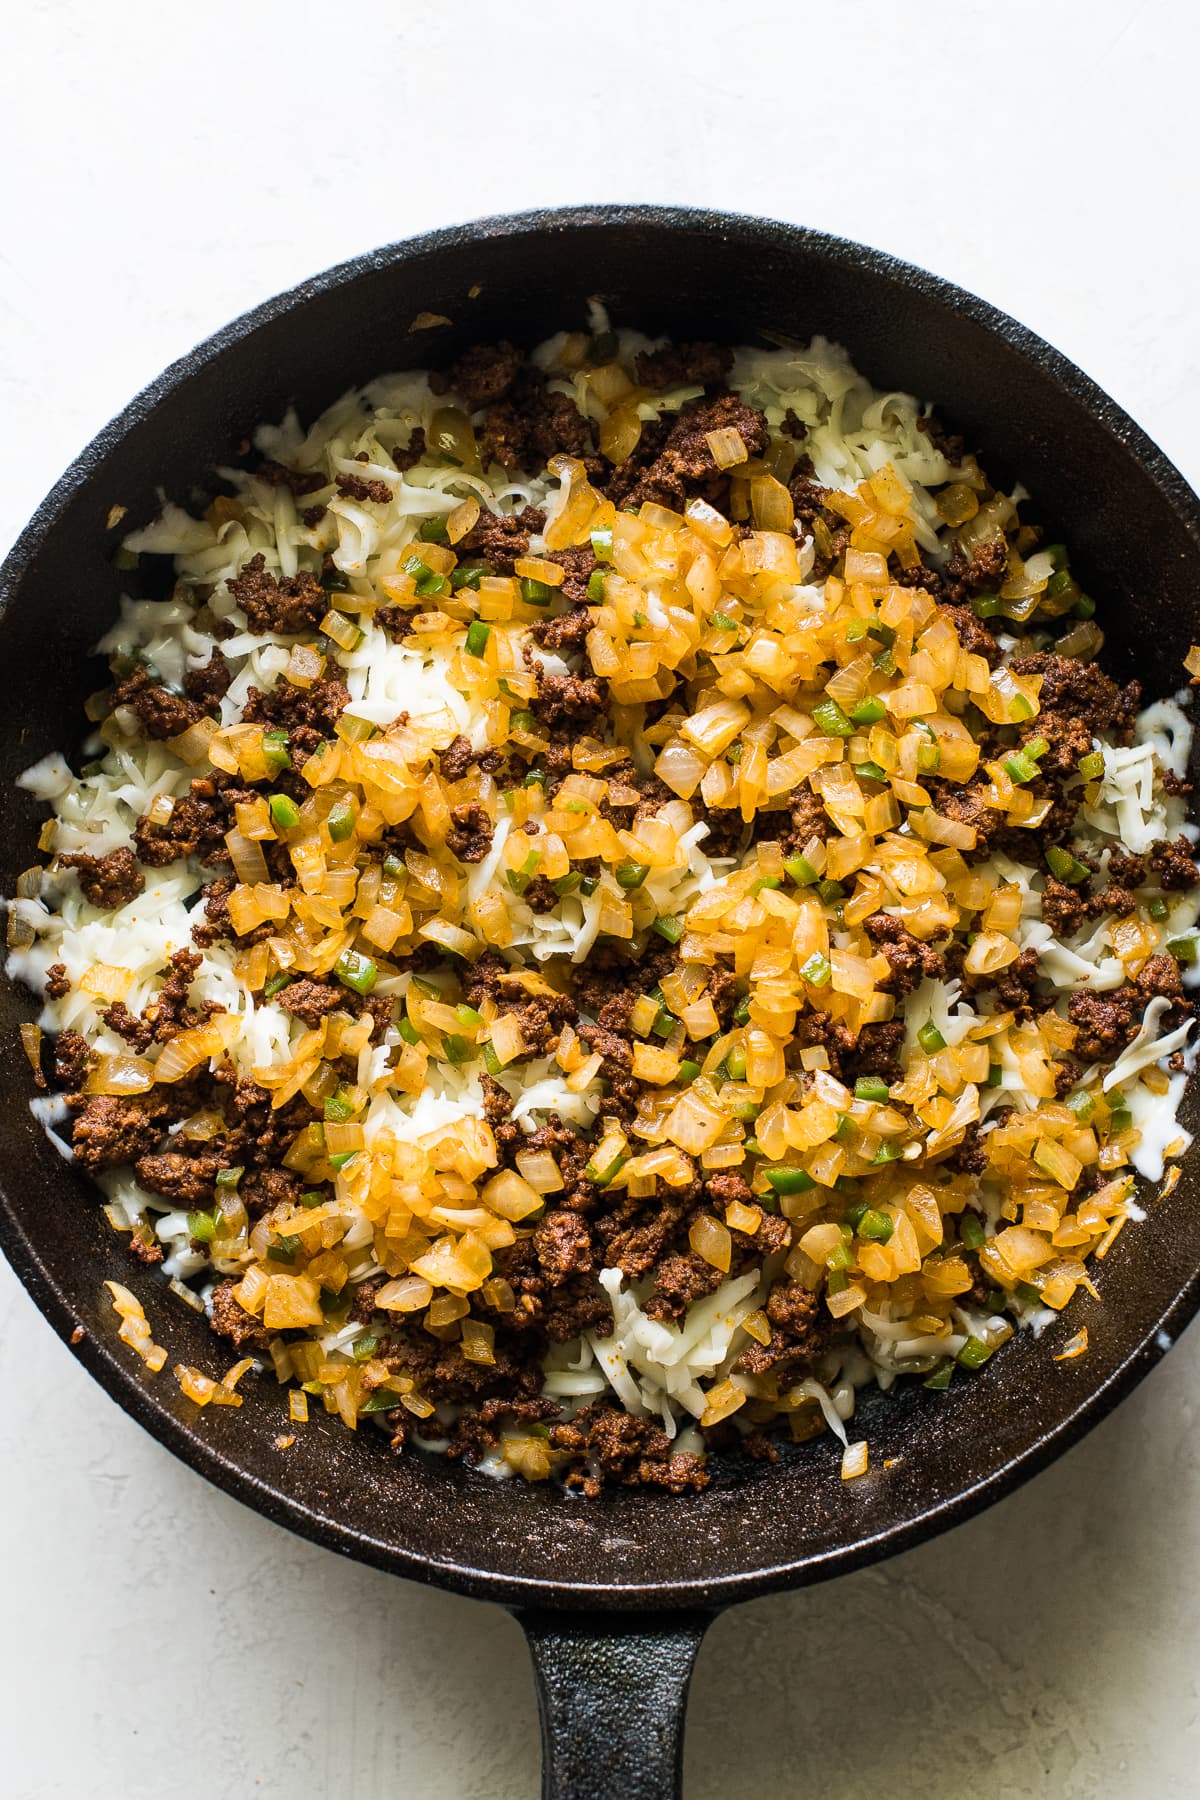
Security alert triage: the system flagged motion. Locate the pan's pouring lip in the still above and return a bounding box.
[3,201,1200,1612]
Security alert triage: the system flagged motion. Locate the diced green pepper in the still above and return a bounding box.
[521,577,554,606]
[957,1336,994,1370]
[335,949,378,995]
[858,1209,894,1243]
[1004,751,1040,785]
[812,698,855,738]
[652,915,683,943]
[465,619,491,658]
[615,861,649,890]
[918,1022,947,1054]
[269,793,301,831]
[849,697,887,726]
[784,854,818,886]
[799,952,832,987]
[451,563,485,591]
[764,1166,816,1195]
[1045,844,1089,885]
[854,1076,890,1103]
[327,799,356,842]
[959,1212,985,1249]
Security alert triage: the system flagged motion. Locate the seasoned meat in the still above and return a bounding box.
[634,341,732,390]
[72,1093,168,1174]
[550,1403,709,1496]
[226,554,329,636]
[59,847,144,909]
[445,801,494,863]
[108,666,205,740]
[607,392,769,510]
[209,1280,271,1353]
[1010,652,1140,776]
[864,913,945,995]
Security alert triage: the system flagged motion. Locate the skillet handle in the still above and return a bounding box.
[517,1609,712,1800]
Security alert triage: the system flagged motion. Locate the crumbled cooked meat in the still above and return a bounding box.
[1149,836,1200,891]
[550,1403,708,1496]
[1137,953,1185,999]
[226,554,329,635]
[209,1280,271,1352]
[693,799,747,859]
[477,370,593,473]
[1067,987,1144,1062]
[53,1029,92,1090]
[532,668,608,731]
[456,505,546,574]
[438,734,504,781]
[239,1165,304,1218]
[445,340,524,409]
[45,962,71,1000]
[864,912,945,996]
[1041,875,1085,936]
[1010,652,1140,776]
[634,341,732,390]
[941,538,1009,605]
[242,675,349,746]
[391,427,427,473]
[984,947,1043,1017]
[533,1210,594,1284]
[776,786,833,853]
[108,665,205,740]
[183,651,232,708]
[529,603,592,654]
[941,602,1001,666]
[916,411,966,464]
[607,392,769,510]
[643,1251,723,1321]
[335,471,393,504]
[133,1152,220,1205]
[134,777,236,869]
[59,847,144,908]
[445,801,494,863]
[375,605,416,641]
[463,952,577,1059]
[844,1021,906,1085]
[277,979,344,1028]
[72,1093,167,1174]
[734,1280,828,1381]
[255,460,327,496]
[1108,852,1147,888]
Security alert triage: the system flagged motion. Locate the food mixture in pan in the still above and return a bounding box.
[8,318,1199,1494]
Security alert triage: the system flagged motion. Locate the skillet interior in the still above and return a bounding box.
[2,205,1199,1612]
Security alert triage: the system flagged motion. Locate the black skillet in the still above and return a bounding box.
[2,206,1199,1799]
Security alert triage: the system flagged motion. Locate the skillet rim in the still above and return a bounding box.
[3,202,1200,1612]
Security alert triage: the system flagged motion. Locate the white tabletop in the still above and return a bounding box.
[4,3,1200,1794]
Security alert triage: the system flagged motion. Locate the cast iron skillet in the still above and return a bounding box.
[3,206,1200,1798]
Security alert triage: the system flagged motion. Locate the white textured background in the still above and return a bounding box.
[3,3,1200,1795]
